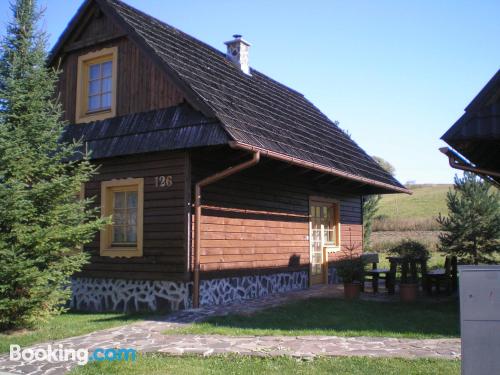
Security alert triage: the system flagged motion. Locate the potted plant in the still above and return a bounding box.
[390,240,429,302]
[335,243,364,299]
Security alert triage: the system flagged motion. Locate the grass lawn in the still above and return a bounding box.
[169,298,459,339]
[0,312,146,353]
[70,354,460,375]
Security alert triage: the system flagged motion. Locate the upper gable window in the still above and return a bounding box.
[88,60,112,112]
[76,47,117,123]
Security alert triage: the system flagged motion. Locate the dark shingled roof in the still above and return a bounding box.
[61,105,229,159]
[442,70,500,174]
[54,0,408,193]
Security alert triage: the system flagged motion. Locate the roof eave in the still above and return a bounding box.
[230,141,411,194]
[439,147,500,187]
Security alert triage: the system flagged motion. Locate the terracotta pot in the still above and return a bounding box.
[343,282,361,299]
[400,283,418,302]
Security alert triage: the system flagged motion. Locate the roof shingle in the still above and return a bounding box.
[61,105,229,159]
[55,0,408,193]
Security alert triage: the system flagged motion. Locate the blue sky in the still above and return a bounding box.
[1,0,499,184]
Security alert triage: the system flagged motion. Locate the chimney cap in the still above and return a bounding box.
[225,34,251,46]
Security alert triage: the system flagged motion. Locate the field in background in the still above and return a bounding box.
[377,184,451,219]
[369,184,452,253]
[370,231,442,252]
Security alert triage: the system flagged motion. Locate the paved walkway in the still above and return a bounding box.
[0,285,461,375]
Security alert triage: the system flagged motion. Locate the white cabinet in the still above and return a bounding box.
[459,265,500,375]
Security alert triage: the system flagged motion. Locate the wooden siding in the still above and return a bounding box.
[77,151,190,281]
[198,212,310,274]
[54,4,185,123]
[77,147,363,282]
[191,150,363,278]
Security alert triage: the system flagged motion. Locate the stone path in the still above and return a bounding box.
[157,335,460,359]
[0,285,461,375]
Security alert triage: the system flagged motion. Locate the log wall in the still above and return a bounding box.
[78,151,190,281]
[191,150,363,279]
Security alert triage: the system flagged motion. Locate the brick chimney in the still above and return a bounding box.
[225,34,251,75]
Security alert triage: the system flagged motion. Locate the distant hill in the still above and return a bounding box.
[371,184,452,251]
[378,184,451,219]
[373,184,451,232]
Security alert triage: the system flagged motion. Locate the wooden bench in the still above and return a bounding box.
[361,253,391,293]
[424,255,457,295]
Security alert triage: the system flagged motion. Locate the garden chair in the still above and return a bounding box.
[361,253,391,293]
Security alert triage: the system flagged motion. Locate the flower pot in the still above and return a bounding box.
[343,282,361,299]
[400,283,418,302]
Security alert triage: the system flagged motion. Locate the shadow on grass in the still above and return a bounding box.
[66,312,152,324]
[182,297,460,339]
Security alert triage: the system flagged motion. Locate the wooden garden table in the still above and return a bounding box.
[386,256,427,295]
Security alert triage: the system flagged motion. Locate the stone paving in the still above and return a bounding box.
[0,285,461,375]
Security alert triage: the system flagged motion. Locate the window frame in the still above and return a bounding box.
[100,178,144,258]
[76,47,118,123]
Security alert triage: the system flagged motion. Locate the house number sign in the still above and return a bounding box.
[154,175,173,188]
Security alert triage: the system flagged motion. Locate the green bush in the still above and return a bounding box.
[389,239,430,260]
[335,255,364,283]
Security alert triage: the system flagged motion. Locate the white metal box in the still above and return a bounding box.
[459,265,500,375]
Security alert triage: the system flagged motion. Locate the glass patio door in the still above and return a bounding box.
[310,203,337,285]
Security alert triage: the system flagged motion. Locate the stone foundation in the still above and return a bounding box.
[328,265,340,284]
[70,278,192,312]
[71,270,309,312]
[199,270,308,306]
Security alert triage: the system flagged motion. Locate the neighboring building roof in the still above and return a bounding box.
[61,105,229,160]
[441,70,500,182]
[52,0,409,194]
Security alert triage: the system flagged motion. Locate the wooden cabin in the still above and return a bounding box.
[441,70,500,186]
[53,0,409,312]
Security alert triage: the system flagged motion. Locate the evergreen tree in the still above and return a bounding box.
[0,0,105,329]
[362,195,381,247]
[363,156,396,248]
[438,173,500,265]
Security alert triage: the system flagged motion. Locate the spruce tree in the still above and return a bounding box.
[438,173,500,265]
[363,195,381,247]
[363,156,395,248]
[0,0,105,329]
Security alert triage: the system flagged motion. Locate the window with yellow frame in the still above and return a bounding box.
[101,178,143,257]
[76,47,117,123]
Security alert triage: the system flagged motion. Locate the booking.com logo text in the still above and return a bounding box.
[10,344,137,365]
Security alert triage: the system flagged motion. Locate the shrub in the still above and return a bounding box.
[335,257,364,283]
[389,239,430,260]
[335,242,364,283]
